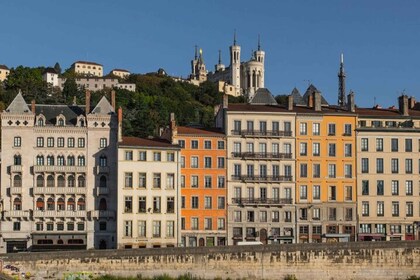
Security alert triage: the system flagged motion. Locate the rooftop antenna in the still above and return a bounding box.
[338,52,346,107]
[374,96,376,106]
[258,34,261,51]
[233,29,237,46]
[218,50,222,64]
[194,45,198,60]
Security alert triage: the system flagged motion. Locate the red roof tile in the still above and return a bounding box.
[177,126,225,136]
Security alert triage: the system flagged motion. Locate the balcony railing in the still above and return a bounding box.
[96,187,110,195]
[3,210,31,219]
[10,187,22,195]
[89,210,115,220]
[345,215,353,221]
[232,197,293,205]
[33,187,87,195]
[33,165,87,173]
[231,175,293,182]
[95,166,110,174]
[9,165,22,173]
[231,152,293,160]
[231,130,292,138]
[33,210,87,218]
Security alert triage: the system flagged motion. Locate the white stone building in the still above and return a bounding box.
[71,61,103,77]
[0,91,118,253]
[42,68,59,87]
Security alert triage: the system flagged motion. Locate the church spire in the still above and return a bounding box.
[258,34,261,51]
[338,53,346,107]
[233,29,237,46]
[194,45,198,60]
[218,50,222,64]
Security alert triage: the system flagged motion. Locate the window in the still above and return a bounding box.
[125,172,133,188]
[405,180,413,196]
[313,185,320,200]
[329,186,336,201]
[204,197,212,209]
[167,197,175,213]
[13,155,21,166]
[100,138,107,148]
[405,139,412,152]
[204,157,212,168]
[344,164,352,178]
[166,221,175,237]
[361,158,369,173]
[78,138,85,148]
[376,158,384,173]
[406,202,414,217]
[36,155,44,166]
[178,140,185,148]
[67,156,75,166]
[217,157,225,168]
[217,197,225,209]
[233,142,241,153]
[300,164,307,178]
[14,137,21,147]
[153,173,161,188]
[191,218,198,230]
[167,152,175,162]
[191,176,198,188]
[345,186,353,201]
[181,175,185,188]
[391,180,399,195]
[57,155,65,166]
[313,164,320,178]
[99,155,107,167]
[191,196,199,209]
[218,176,225,188]
[153,197,161,213]
[247,211,255,222]
[362,201,369,216]
[259,211,267,222]
[313,143,320,156]
[47,137,54,147]
[405,159,413,174]
[391,158,399,173]
[152,221,161,237]
[77,155,85,166]
[139,151,147,161]
[124,196,132,213]
[191,156,198,168]
[312,123,320,135]
[391,138,398,152]
[234,211,242,222]
[300,142,307,156]
[153,152,161,161]
[377,180,384,195]
[376,138,383,151]
[217,141,225,149]
[328,164,336,178]
[313,208,321,220]
[377,201,384,216]
[361,138,368,151]
[13,221,21,231]
[138,221,146,237]
[328,124,336,136]
[204,176,212,188]
[234,164,241,176]
[299,122,307,135]
[138,197,146,213]
[392,201,399,217]
[57,137,64,147]
[68,137,75,148]
[191,140,198,149]
[37,137,44,147]
[344,144,352,157]
[47,155,54,166]
[300,185,307,200]
[204,140,212,149]
[180,156,185,168]
[328,143,336,156]
[362,180,369,195]
[166,173,174,189]
[344,124,352,135]
[181,196,185,208]
[217,218,225,230]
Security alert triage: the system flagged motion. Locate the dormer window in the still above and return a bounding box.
[77,116,86,127]
[38,118,44,126]
[36,114,46,126]
[58,118,64,126]
[56,114,66,127]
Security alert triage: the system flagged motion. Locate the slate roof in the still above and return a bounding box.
[35,105,85,125]
[5,92,32,114]
[177,126,224,136]
[250,88,278,105]
[290,87,306,106]
[0,65,9,70]
[302,84,329,105]
[91,96,114,115]
[120,136,180,149]
[43,67,57,74]
[73,61,103,66]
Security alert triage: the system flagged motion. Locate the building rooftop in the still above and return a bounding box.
[227,103,356,115]
[43,67,58,74]
[177,126,225,136]
[250,88,278,105]
[290,87,306,106]
[111,69,130,73]
[120,136,179,149]
[72,61,103,66]
[0,64,9,70]
[35,104,86,125]
[355,107,420,117]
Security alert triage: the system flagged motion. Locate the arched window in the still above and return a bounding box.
[77,155,85,166]
[77,197,85,211]
[57,118,65,126]
[47,155,54,166]
[67,198,75,211]
[57,175,65,188]
[78,176,85,188]
[79,119,85,127]
[99,155,107,167]
[14,154,21,165]
[47,197,55,210]
[36,197,44,210]
[99,176,107,188]
[37,118,44,126]
[13,197,22,210]
[57,197,65,210]
[67,156,75,166]
[36,155,44,166]
[13,174,22,188]
[36,175,44,187]
[99,198,107,211]
[47,175,54,187]
[68,175,75,188]
[57,156,65,166]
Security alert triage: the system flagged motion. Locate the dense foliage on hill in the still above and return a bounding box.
[0,66,245,138]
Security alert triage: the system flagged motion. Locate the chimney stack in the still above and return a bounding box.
[288,95,293,111]
[398,95,409,116]
[223,94,228,109]
[31,100,35,114]
[73,96,77,105]
[85,90,91,114]
[118,107,123,142]
[170,112,178,142]
[308,93,314,108]
[408,96,416,109]
[111,90,116,110]
[314,92,321,111]
[347,91,355,112]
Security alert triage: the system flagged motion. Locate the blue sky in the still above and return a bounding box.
[1,0,420,107]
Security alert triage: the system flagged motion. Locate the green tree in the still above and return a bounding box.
[54,62,62,74]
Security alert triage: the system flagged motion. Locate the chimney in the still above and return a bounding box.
[223,94,228,109]
[314,92,321,111]
[408,96,416,109]
[288,95,293,111]
[170,112,178,142]
[85,90,91,114]
[118,107,123,142]
[73,96,77,105]
[111,90,116,109]
[347,91,355,112]
[308,93,314,108]
[398,95,409,116]
[31,100,35,114]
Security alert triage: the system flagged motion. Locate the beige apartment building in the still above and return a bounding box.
[71,61,103,77]
[0,64,10,82]
[217,89,297,245]
[356,95,420,241]
[110,69,130,79]
[58,77,136,92]
[117,136,181,248]
[0,91,118,253]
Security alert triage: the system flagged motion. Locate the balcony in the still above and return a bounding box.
[96,187,110,195]
[33,210,87,218]
[33,187,87,195]
[89,210,115,220]
[33,165,87,173]
[10,187,22,195]
[95,166,110,174]
[3,210,31,219]
[231,152,293,160]
[232,197,293,206]
[9,165,22,173]
[231,130,292,138]
[231,175,293,183]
